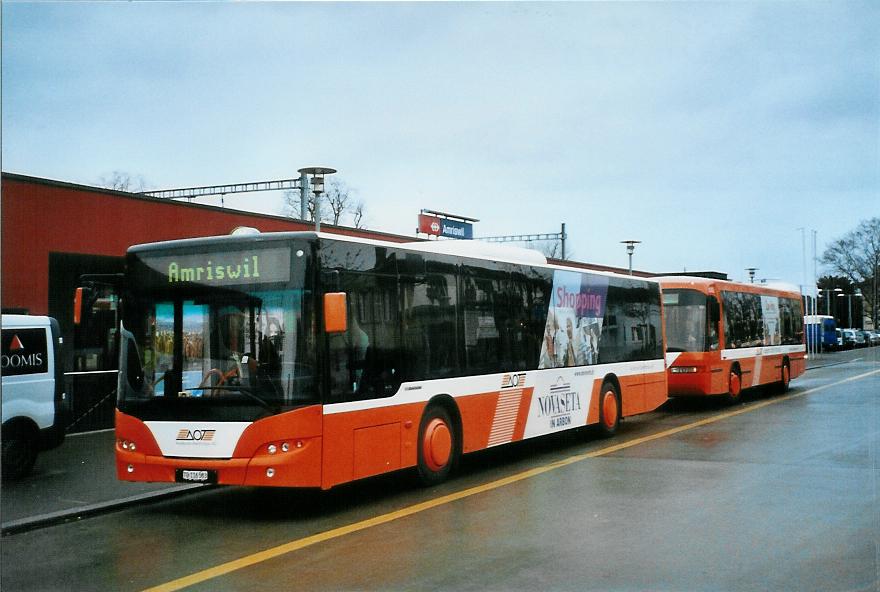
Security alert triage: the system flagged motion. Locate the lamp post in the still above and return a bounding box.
[620,240,641,276]
[817,287,843,315]
[297,167,337,232]
[746,268,758,284]
[838,292,852,328]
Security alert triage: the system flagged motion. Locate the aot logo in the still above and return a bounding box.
[176,429,216,443]
[501,373,527,389]
[1,329,48,376]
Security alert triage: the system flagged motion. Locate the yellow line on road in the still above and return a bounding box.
[144,367,880,592]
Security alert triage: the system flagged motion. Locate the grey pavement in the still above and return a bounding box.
[1,428,202,534]
[0,348,859,535]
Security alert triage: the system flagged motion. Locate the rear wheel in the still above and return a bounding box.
[416,406,458,486]
[2,424,38,479]
[779,361,791,393]
[595,381,620,437]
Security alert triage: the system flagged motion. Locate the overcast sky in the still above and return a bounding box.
[3,2,878,288]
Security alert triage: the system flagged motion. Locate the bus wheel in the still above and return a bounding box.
[417,406,457,486]
[596,381,620,438]
[1,424,38,479]
[724,368,742,405]
[780,361,791,393]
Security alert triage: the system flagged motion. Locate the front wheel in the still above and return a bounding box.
[416,406,458,486]
[2,425,38,479]
[595,381,620,438]
[723,367,743,405]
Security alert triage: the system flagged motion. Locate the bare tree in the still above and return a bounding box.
[283,178,367,229]
[821,217,880,328]
[533,240,572,261]
[283,189,326,223]
[352,201,366,229]
[324,180,353,225]
[99,171,148,193]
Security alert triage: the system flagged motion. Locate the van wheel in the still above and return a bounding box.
[2,425,38,479]
[416,406,458,486]
[595,381,620,437]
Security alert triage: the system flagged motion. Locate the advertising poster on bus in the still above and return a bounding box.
[538,270,609,369]
[761,295,781,346]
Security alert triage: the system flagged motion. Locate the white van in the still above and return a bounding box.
[2,315,69,478]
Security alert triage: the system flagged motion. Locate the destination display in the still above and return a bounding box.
[136,246,292,288]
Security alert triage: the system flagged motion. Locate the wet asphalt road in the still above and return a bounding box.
[2,348,877,591]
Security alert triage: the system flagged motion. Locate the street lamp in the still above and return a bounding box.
[746,268,758,284]
[620,240,641,275]
[817,287,843,315]
[297,167,337,231]
[837,292,851,328]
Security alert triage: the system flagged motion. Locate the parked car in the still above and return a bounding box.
[841,329,858,349]
[1,315,69,478]
[869,331,880,346]
[852,329,867,348]
[857,330,874,347]
[836,328,844,349]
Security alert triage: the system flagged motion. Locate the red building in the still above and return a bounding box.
[1,173,415,430]
[2,172,654,431]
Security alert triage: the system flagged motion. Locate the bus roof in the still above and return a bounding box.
[656,275,802,298]
[129,230,661,284]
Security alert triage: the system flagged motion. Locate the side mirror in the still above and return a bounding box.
[324,292,348,334]
[73,287,93,325]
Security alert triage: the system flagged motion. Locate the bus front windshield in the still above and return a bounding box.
[119,243,316,422]
[663,289,718,353]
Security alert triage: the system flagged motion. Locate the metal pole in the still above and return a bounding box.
[299,173,309,223]
[845,297,850,328]
[560,223,566,260]
[812,230,818,355]
[800,228,808,356]
[315,192,321,232]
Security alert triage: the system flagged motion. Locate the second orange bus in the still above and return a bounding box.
[659,277,805,402]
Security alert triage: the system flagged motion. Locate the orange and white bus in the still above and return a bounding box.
[659,277,805,402]
[112,231,667,489]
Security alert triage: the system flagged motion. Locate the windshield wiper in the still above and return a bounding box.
[195,385,277,411]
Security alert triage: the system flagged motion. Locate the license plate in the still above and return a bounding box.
[176,469,216,483]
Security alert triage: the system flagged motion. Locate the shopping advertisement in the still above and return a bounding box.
[538,270,609,369]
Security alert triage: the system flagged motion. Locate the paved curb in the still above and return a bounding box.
[1,484,207,536]
[806,358,862,371]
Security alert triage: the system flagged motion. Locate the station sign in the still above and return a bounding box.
[418,213,473,240]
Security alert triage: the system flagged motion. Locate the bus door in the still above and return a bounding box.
[71,276,122,431]
[321,267,406,488]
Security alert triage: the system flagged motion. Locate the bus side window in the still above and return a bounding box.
[328,272,401,402]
